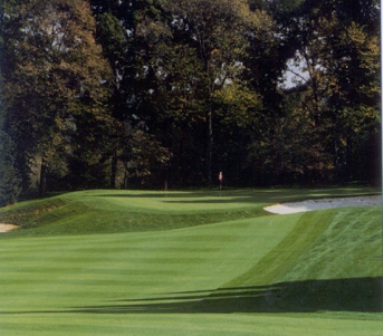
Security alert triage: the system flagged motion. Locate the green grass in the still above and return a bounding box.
[0,186,379,235]
[0,188,382,335]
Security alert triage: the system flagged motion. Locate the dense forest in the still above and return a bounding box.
[0,0,380,205]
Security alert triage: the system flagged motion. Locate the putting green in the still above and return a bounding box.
[0,188,381,335]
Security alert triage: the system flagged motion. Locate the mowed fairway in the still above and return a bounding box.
[0,188,382,335]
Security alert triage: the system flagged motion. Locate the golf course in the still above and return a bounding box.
[0,187,382,335]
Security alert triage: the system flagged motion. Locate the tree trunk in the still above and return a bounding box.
[206,106,213,185]
[123,165,129,189]
[110,150,117,188]
[39,159,47,197]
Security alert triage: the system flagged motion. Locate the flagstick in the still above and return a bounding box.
[218,171,223,197]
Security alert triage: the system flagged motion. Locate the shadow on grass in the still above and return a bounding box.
[96,192,205,198]
[1,277,381,316]
[96,192,264,201]
[95,192,266,205]
[95,190,380,205]
[74,276,383,314]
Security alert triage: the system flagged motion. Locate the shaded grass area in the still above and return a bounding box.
[71,277,383,314]
[1,277,381,315]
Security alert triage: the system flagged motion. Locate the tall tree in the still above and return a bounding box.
[272,0,380,183]
[90,0,174,188]
[0,74,21,205]
[2,0,112,196]
[163,0,270,184]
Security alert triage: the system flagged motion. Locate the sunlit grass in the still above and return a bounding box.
[0,187,381,335]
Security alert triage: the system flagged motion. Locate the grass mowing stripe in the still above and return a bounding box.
[281,206,383,281]
[0,215,296,314]
[223,210,329,287]
[0,313,382,336]
[211,207,382,314]
[224,207,382,290]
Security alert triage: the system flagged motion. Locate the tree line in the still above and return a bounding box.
[0,0,380,205]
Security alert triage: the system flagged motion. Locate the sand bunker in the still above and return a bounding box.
[264,195,381,214]
[0,223,18,233]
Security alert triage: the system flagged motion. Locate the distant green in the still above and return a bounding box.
[0,186,379,236]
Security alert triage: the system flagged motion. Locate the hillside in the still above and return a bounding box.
[0,187,379,236]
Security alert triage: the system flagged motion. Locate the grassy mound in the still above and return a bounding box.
[0,188,381,335]
[0,186,379,236]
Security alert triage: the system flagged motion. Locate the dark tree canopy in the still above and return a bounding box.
[0,0,380,202]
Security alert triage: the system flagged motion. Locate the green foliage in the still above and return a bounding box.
[0,56,21,205]
[2,0,112,195]
[214,80,262,128]
[116,127,172,188]
[0,124,21,206]
[255,0,381,184]
[1,0,380,196]
[96,12,128,65]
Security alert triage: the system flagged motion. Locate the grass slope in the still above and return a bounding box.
[0,186,379,235]
[0,188,382,335]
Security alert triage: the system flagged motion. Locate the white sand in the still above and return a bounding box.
[0,223,18,233]
[264,195,381,214]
